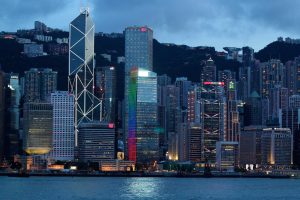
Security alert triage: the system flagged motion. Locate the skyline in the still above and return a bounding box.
[1,0,300,51]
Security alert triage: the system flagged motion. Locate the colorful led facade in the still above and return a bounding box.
[124,26,153,161]
[127,68,159,164]
[128,67,138,162]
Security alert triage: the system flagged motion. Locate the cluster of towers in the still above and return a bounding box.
[0,8,299,172]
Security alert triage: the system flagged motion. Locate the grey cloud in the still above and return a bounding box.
[0,0,70,30]
[1,0,300,50]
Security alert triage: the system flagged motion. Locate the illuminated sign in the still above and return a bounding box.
[108,123,115,129]
[140,27,147,32]
[203,82,224,86]
[138,70,149,77]
[229,81,235,90]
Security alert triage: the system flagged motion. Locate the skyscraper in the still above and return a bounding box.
[239,126,264,168]
[261,128,292,167]
[187,85,201,123]
[24,68,57,102]
[95,66,116,123]
[124,26,155,163]
[23,102,53,155]
[40,68,57,102]
[49,91,74,161]
[226,100,240,142]
[78,122,115,163]
[69,9,101,145]
[200,82,226,164]
[4,73,21,159]
[157,74,172,160]
[188,123,202,162]
[127,68,159,164]
[201,58,217,83]
[0,71,5,161]
[125,26,153,73]
[244,91,269,126]
[218,70,236,100]
[242,46,254,67]
[260,59,285,99]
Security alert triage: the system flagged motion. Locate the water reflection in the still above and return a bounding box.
[122,178,162,199]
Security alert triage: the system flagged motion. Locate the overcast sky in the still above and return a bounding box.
[0,0,299,51]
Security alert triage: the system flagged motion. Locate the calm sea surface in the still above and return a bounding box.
[0,177,300,200]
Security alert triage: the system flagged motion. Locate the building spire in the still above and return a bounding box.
[80,0,83,13]
[80,0,90,14]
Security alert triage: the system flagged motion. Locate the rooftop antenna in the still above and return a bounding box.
[87,0,90,13]
[80,0,83,13]
[80,0,90,14]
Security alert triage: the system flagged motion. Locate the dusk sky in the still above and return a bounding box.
[1,0,299,51]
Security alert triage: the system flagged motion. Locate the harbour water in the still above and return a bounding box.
[1,177,300,199]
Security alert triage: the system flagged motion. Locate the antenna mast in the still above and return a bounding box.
[80,0,83,13]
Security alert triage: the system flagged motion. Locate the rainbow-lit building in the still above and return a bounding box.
[127,68,159,164]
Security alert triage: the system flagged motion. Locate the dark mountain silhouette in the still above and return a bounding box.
[2,33,300,100]
[255,41,300,63]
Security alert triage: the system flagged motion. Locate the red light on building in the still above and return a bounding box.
[4,35,14,39]
[108,123,114,129]
[203,81,224,86]
[203,82,212,85]
[140,27,147,32]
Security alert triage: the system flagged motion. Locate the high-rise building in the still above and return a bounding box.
[188,123,202,162]
[218,70,236,99]
[175,77,191,111]
[78,122,115,163]
[200,82,226,164]
[261,128,292,167]
[124,26,154,163]
[251,60,261,95]
[40,68,57,102]
[164,85,180,161]
[23,102,53,155]
[239,126,264,168]
[69,9,101,146]
[49,91,74,161]
[201,58,216,83]
[244,91,269,126]
[289,95,300,109]
[242,46,254,67]
[24,68,57,102]
[226,79,237,101]
[285,60,297,96]
[216,141,239,172]
[0,71,5,161]
[4,73,21,159]
[178,122,189,161]
[157,74,172,160]
[95,66,116,123]
[124,26,153,73]
[282,108,300,166]
[157,74,171,88]
[237,47,254,100]
[127,68,159,164]
[260,59,285,99]
[187,85,201,123]
[238,66,251,100]
[226,100,240,142]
